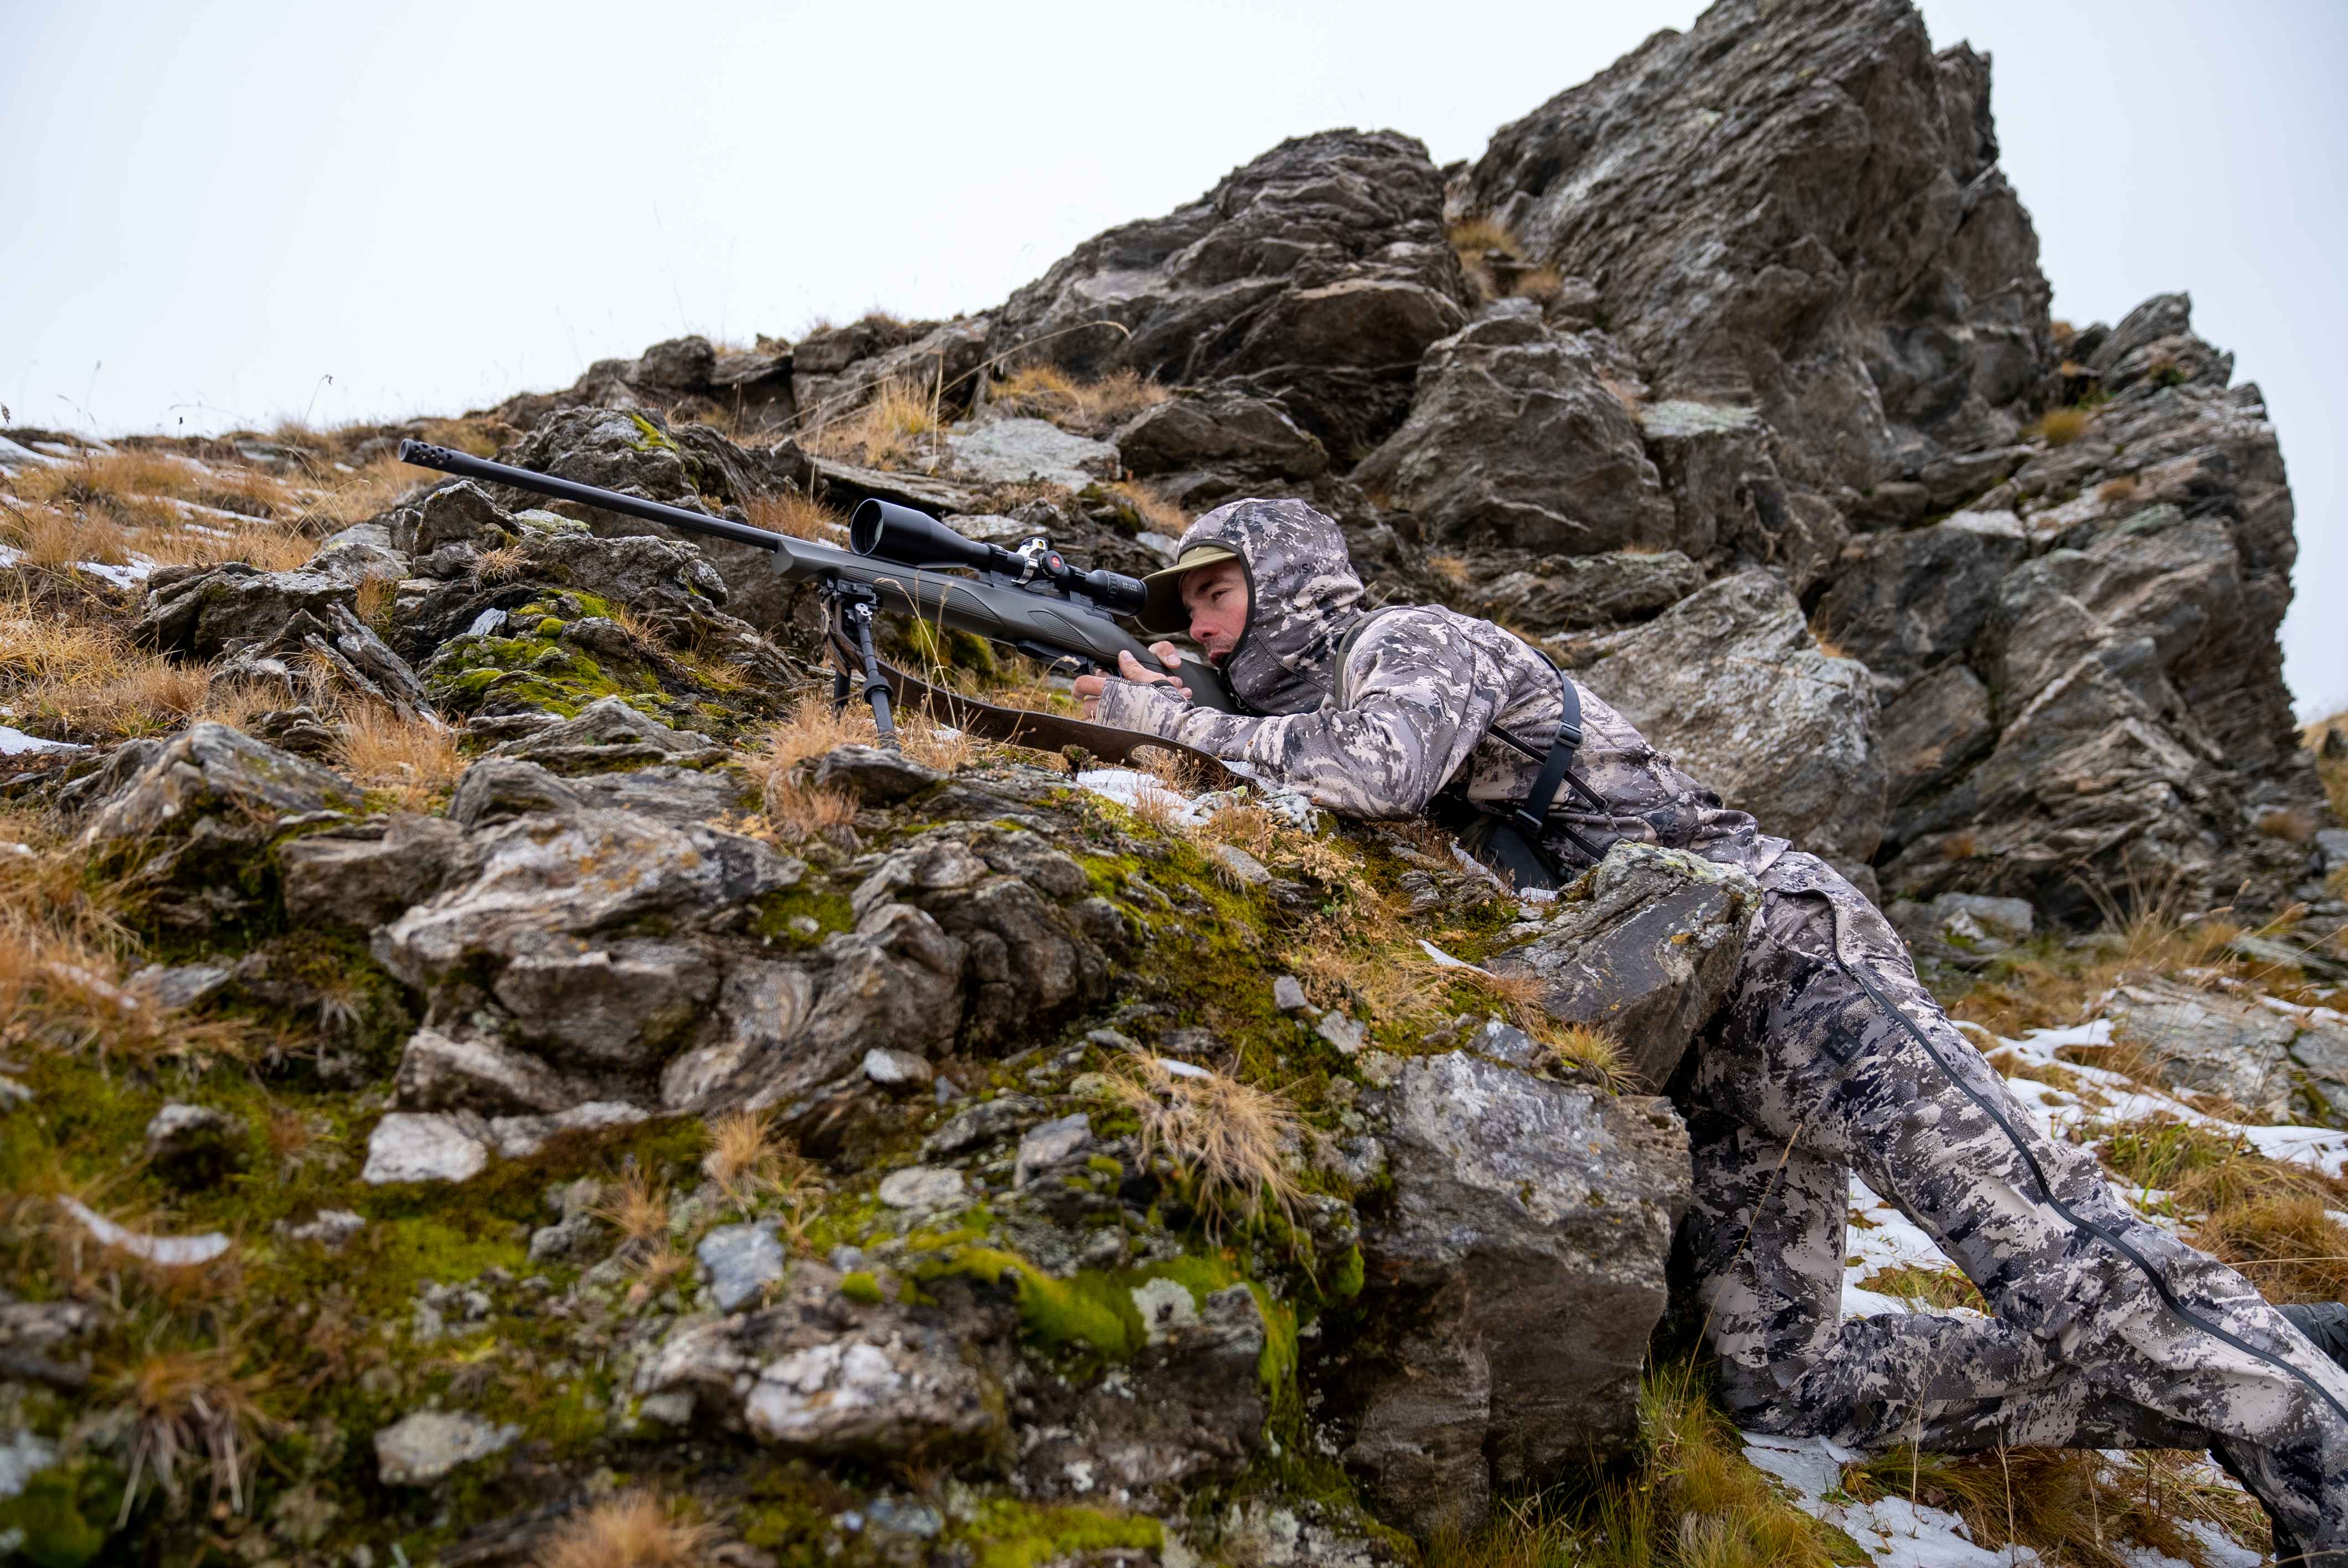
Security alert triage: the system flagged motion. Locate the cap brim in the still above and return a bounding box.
[1136,545,1239,634]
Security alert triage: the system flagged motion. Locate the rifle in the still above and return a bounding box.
[395,441,1237,771]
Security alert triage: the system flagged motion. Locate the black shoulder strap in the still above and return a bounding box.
[1509,667,1582,839]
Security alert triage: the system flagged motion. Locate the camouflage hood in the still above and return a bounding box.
[1175,498,1367,714]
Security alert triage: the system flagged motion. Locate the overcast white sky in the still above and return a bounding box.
[4,0,2342,718]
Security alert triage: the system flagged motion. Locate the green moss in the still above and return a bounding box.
[1326,1244,1365,1301]
[838,1271,883,1305]
[750,885,856,949]
[0,1459,112,1568]
[957,1500,1162,1568]
[627,411,681,453]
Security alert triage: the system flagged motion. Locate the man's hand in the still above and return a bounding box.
[1074,642,1190,719]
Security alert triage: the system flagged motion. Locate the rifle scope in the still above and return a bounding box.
[849,498,1147,616]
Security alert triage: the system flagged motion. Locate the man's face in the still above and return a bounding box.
[1180,559,1249,663]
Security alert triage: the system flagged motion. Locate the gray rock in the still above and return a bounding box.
[637,1391,697,1426]
[2104,980,2302,1120]
[1212,843,1271,886]
[1272,975,1310,1012]
[361,1112,491,1185]
[988,130,1469,455]
[945,417,1119,490]
[125,962,232,1011]
[1338,1053,1691,1538]
[698,1221,787,1311]
[1014,1113,1093,1188]
[861,1048,934,1093]
[136,565,356,658]
[373,1410,519,1486]
[486,695,727,774]
[923,1094,1048,1157]
[812,744,944,805]
[308,521,410,585]
[1355,310,1676,556]
[1316,1011,1367,1055]
[1887,892,2037,972]
[143,1102,234,1157]
[1114,384,1329,506]
[877,1165,967,1210]
[1489,844,1760,1089]
[486,1101,648,1159]
[284,1210,365,1251]
[1878,663,1996,810]
[1578,571,1884,865]
[78,723,361,927]
[1813,510,2029,686]
[278,813,477,931]
[393,1026,574,1115]
[1469,549,1705,636]
[388,482,521,556]
[636,1265,1006,1461]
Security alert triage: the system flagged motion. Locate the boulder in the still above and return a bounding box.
[137,565,354,658]
[373,1410,519,1486]
[1330,1053,1691,1538]
[1459,0,2050,488]
[1354,308,1677,555]
[1633,401,1845,594]
[1115,384,1329,507]
[1886,891,2036,973]
[987,130,1470,455]
[698,1221,787,1312]
[2104,979,2304,1121]
[486,695,727,774]
[1576,571,1885,864]
[944,417,1119,490]
[1466,549,1702,636]
[78,724,361,928]
[1488,844,1761,1089]
[635,1264,1008,1462]
[278,814,477,931]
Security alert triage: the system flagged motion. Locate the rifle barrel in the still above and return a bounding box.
[398,440,787,553]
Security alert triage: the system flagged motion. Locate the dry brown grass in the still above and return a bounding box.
[353,574,396,628]
[748,692,973,814]
[1098,1054,1304,1233]
[701,1107,816,1216]
[2096,474,2141,507]
[594,1166,673,1249]
[1512,266,1564,303]
[1858,1262,1986,1312]
[804,379,943,471]
[744,489,847,542]
[533,1489,719,1568]
[473,542,527,584]
[984,365,1170,432]
[108,1340,277,1521]
[1427,554,1470,589]
[132,517,316,574]
[0,595,276,741]
[1108,478,1188,537]
[1840,1445,2265,1568]
[2194,1192,2348,1304]
[1446,215,1520,257]
[334,703,463,807]
[2028,405,2094,447]
[1286,917,1446,1024]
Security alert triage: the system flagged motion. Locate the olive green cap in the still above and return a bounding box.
[1136,544,1241,634]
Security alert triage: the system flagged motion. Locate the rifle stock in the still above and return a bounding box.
[396,440,1236,714]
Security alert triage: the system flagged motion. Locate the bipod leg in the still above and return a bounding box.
[821,577,897,750]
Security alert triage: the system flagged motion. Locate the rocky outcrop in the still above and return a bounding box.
[988,130,1471,457]
[1326,1053,1691,1538]
[1459,0,2048,492]
[1575,570,1886,869]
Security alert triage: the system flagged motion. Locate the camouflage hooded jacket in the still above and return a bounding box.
[1093,498,1785,876]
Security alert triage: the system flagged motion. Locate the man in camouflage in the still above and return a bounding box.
[1074,496,2348,1556]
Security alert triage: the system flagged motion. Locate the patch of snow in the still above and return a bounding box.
[0,726,86,756]
[75,554,155,590]
[1417,938,1491,974]
[1071,766,1216,827]
[1744,1432,2038,1567]
[59,1196,231,1266]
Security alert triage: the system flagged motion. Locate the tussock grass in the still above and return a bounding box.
[1857,1263,1985,1312]
[1840,1445,2265,1567]
[334,703,462,808]
[2193,1192,2348,1303]
[985,365,1170,433]
[702,1107,816,1218]
[0,591,275,741]
[1108,478,1189,538]
[593,1165,673,1249]
[805,379,944,471]
[1098,1053,1304,1234]
[109,1339,277,1522]
[2027,405,2094,447]
[745,693,974,838]
[744,489,847,542]
[534,1490,718,1568]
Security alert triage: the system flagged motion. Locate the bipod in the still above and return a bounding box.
[821,576,898,749]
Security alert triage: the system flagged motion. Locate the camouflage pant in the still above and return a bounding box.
[1677,854,2348,1550]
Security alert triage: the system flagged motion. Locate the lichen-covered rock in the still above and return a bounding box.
[78,723,361,928]
[1327,1052,1691,1538]
[277,813,478,931]
[1114,383,1329,509]
[485,695,726,774]
[137,565,355,658]
[373,1410,519,1486]
[1490,843,1760,1088]
[636,1263,1009,1462]
[988,130,1471,455]
[1577,571,1884,865]
[2102,979,2345,1123]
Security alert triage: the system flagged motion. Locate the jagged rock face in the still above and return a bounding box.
[1870,311,2311,916]
[1326,1053,1691,1538]
[988,130,1472,457]
[1461,0,2050,492]
[1576,570,1886,869]
[1354,306,1677,554]
[492,331,799,434]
